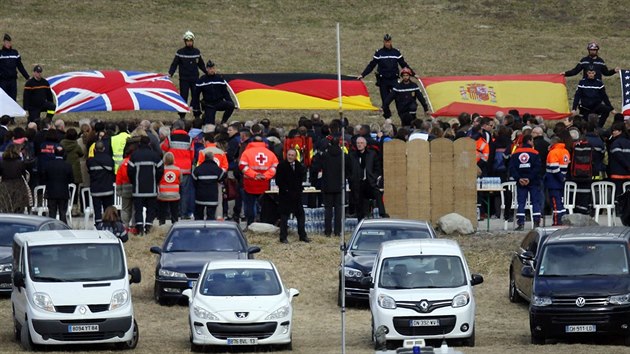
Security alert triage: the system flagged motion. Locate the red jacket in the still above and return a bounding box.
[161,129,194,174]
[197,142,228,172]
[239,142,278,194]
[158,165,182,201]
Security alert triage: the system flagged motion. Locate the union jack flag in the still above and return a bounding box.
[621,69,630,116]
[48,70,190,113]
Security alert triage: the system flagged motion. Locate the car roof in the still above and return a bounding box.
[169,220,241,231]
[546,226,630,244]
[379,239,462,257]
[205,259,273,270]
[0,213,63,227]
[358,219,432,228]
[14,230,119,246]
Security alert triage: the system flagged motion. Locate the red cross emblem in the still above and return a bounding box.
[255,152,268,165]
[164,171,177,183]
[518,153,530,163]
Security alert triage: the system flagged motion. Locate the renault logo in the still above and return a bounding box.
[78,306,87,314]
[419,301,430,313]
[575,297,586,307]
[235,312,249,319]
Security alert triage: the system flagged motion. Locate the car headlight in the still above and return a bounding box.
[193,305,219,320]
[532,295,552,307]
[0,263,12,273]
[265,305,290,320]
[609,293,630,305]
[452,292,470,308]
[158,269,187,278]
[377,294,396,309]
[33,292,55,312]
[344,267,363,279]
[109,289,129,310]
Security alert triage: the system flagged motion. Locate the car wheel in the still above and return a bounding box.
[190,343,204,352]
[462,327,475,347]
[624,335,630,347]
[115,320,139,350]
[154,283,176,306]
[508,270,521,303]
[13,315,20,342]
[531,334,545,345]
[20,321,34,351]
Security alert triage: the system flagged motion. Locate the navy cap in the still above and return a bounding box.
[383,34,392,41]
[33,65,43,73]
[206,60,215,68]
[3,33,11,41]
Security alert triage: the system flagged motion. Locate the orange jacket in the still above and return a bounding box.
[158,165,182,201]
[476,136,490,162]
[239,142,279,194]
[545,143,570,189]
[197,142,228,172]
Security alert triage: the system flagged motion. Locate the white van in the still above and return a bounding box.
[11,230,141,350]
[367,239,483,350]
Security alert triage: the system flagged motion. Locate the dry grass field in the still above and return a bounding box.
[2,1,630,353]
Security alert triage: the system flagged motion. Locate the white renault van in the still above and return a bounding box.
[366,239,483,350]
[11,230,141,350]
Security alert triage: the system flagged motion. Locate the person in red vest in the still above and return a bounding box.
[158,152,182,225]
[239,136,279,225]
[197,133,228,220]
[161,120,194,219]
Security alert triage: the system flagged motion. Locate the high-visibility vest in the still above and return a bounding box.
[110,132,130,173]
[158,165,181,201]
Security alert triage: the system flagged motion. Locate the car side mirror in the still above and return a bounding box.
[360,276,373,287]
[149,246,162,255]
[519,251,534,261]
[182,289,193,299]
[470,274,484,286]
[129,267,141,284]
[289,288,300,300]
[248,246,261,256]
[13,271,25,288]
[521,265,534,278]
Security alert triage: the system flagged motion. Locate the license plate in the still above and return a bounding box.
[227,337,258,345]
[409,319,440,327]
[0,283,11,288]
[68,324,99,333]
[188,280,197,288]
[565,325,596,333]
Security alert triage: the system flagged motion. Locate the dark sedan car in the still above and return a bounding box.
[509,227,563,303]
[338,219,436,306]
[150,221,261,305]
[0,214,69,294]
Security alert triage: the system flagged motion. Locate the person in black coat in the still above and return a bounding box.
[275,149,310,243]
[87,141,115,225]
[0,34,29,100]
[23,65,55,124]
[192,60,235,125]
[192,151,225,220]
[572,66,615,127]
[128,136,163,234]
[41,146,74,224]
[350,137,388,220]
[168,31,207,120]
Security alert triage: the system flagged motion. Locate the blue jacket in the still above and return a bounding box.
[509,144,542,186]
[572,78,613,110]
[192,73,233,111]
[0,46,29,80]
[564,55,616,80]
[584,133,606,176]
[360,47,413,80]
[609,135,630,179]
[168,46,207,81]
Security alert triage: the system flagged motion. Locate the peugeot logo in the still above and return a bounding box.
[419,301,430,313]
[575,297,586,307]
[78,306,87,314]
[235,312,249,319]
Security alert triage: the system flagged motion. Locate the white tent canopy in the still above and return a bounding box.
[0,88,26,117]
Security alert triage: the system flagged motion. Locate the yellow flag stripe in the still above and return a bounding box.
[234,89,378,110]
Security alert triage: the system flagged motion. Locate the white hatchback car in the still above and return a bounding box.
[367,239,483,349]
[182,259,299,351]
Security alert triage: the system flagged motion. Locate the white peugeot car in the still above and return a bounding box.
[182,259,299,351]
[368,239,483,349]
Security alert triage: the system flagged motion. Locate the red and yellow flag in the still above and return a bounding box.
[420,74,570,119]
[224,73,377,110]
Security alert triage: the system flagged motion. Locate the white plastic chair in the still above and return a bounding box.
[81,187,94,229]
[563,181,577,215]
[31,185,48,216]
[66,184,77,227]
[501,181,534,229]
[591,181,616,226]
[113,182,122,211]
[623,181,630,193]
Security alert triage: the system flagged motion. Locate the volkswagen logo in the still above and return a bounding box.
[235,312,249,319]
[575,297,586,308]
[419,300,430,313]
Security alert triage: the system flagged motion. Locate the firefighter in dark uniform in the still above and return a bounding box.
[192,60,235,125]
[23,65,55,124]
[563,42,619,80]
[168,31,208,120]
[572,65,615,127]
[128,136,164,235]
[382,67,430,127]
[0,34,29,101]
[509,134,542,231]
[358,34,419,118]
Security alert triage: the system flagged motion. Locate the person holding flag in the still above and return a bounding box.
[563,41,619,80]
[571,65,615,127]
[382,67,430,127]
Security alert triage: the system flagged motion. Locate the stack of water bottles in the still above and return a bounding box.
[477,177,502,190]
[288,207,360,234]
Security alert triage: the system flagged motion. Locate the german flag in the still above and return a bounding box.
[420,74,570,119]
[223,73,377,110]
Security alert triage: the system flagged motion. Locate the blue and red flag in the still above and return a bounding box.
[48,70,189,114]
[621,70,630,116]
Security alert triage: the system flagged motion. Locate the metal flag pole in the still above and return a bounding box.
[336,22,347,354]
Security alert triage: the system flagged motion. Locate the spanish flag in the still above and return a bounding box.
[420,74,570,119]
[223,73,377,110]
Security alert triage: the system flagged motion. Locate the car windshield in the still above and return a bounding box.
[379,255,466,289]
[350,227,432,252]
[539,242,629,276]
[28,244,125,282]
[199,268,281,296]
[0,223,36,246]
[165,228,245,252]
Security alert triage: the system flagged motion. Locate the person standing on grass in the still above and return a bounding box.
[169,31,207,120]
[41,146,74,225]
[350,137,388,221]
[23,65,55,124]
[509,134,542,231]
[239,136,278,226]
[358,34,419,119]
[545,137,570,226]
[87,141,115,226]
[275,148,310,244]
[160,119,194,219]
[157,152,181,225]
[192,150,224,220]
[128,136,163,235]
[0,33,29,101]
